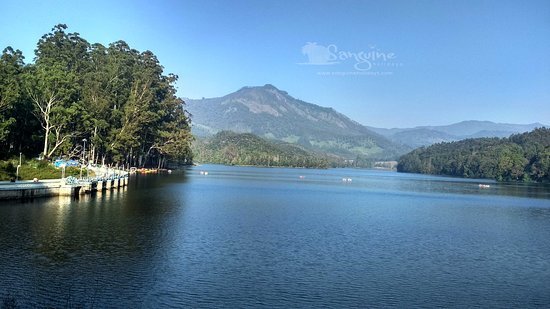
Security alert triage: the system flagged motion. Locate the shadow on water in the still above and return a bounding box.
[0,171,190,307]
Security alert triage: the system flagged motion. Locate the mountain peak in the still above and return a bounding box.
[237,84,279,90]
[234,84,289,98]
[186,85,408,159]
[262,84,279,90]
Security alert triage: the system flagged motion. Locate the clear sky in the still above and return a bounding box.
[1,0,549,128]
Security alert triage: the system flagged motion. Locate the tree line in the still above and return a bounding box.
[193,131,329,168]
[397,128,550,182]
[0,24,192,168]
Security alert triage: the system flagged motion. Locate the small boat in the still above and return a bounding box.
[478,184,491,188]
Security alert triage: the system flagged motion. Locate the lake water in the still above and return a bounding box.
[1,165,549,308]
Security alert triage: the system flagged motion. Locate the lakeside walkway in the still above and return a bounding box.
[0,168,129,201]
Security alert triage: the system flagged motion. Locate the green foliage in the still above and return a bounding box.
[0,161,16,180]
[397,128,550,182]
[0,46,36,158]
[0,24,193,167]
[0,158,93,180]
[193,131,329,168]
[18,164,60,180]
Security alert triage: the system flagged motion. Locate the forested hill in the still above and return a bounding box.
[397,128,550,182]
[192,131,329,168]
[186,84,409,160]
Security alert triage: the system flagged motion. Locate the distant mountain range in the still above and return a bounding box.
[186,84,408,160]
[367,121,547,148]
[186,84,547,159]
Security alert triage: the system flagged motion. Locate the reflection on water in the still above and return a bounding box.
[27,187,130,265]
[0,166,549,307]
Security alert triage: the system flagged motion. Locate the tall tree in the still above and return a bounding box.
[0,47,24,153]
[2,24,194,166]
[24,24,90,158]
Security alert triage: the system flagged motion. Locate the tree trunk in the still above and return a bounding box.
[42,123,50,159]
[91,126,98,164]
[29,91,56,159]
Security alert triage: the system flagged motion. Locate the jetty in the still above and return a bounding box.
[0,168,129,201]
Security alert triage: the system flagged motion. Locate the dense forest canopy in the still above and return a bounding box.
[192,131,329,168]
[397,128,550,182]
[0,24,193,168]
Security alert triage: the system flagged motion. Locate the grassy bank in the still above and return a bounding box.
[0,159,90,181]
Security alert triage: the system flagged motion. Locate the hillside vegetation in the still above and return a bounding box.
[397,128,550,182]
[192,131,329,168]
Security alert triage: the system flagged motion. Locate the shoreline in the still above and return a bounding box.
[0,169,129,201]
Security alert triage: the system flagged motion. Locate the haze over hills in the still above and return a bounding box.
[186,84,547,159]
[368,121,547,148]
[186,84,408,160]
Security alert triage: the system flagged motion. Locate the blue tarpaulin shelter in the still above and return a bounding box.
[54,159,80,168]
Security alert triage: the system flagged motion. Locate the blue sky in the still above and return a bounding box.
[1,0,549,128]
